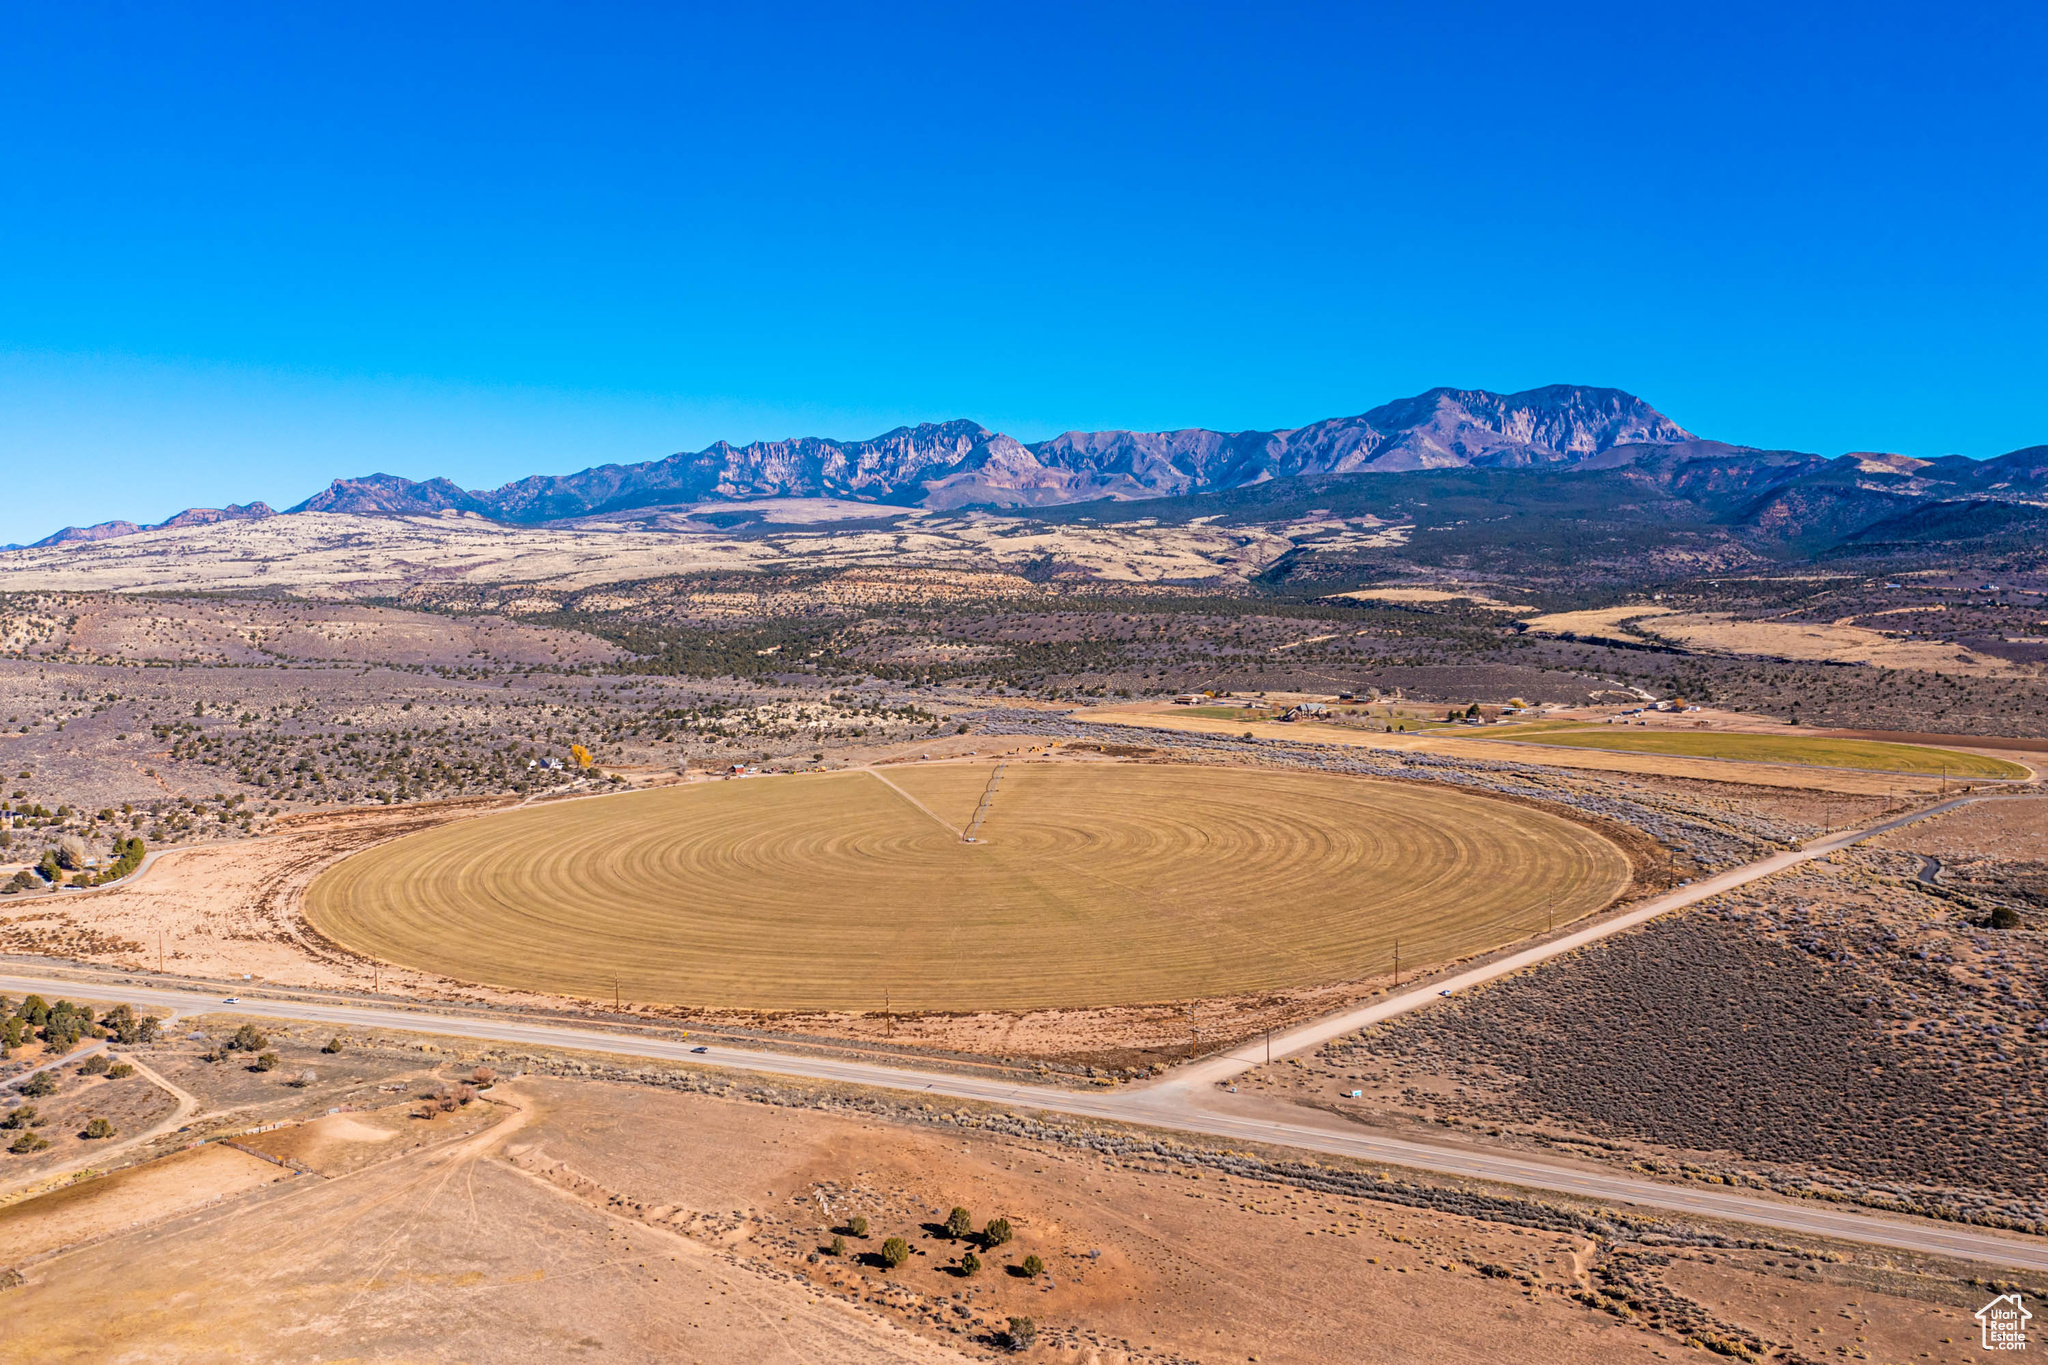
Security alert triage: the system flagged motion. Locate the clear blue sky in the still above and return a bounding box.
[2,2,2044,542]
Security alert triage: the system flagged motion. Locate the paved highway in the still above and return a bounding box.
[5,793,2045,1270]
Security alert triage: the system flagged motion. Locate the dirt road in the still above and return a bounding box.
[6,794,2044,1270]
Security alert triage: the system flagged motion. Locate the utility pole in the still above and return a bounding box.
[615,978,621,1010]
[885,989,892,1038]
[1265,1027,1272,1067]
[1393,940,1400,988]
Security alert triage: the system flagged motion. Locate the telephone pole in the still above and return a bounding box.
[1393,939,1400,988]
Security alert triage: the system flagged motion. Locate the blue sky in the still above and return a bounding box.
[2,2,2044,542]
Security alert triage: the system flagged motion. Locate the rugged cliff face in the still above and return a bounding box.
[283,383,1699,519]
[31,387,2040,557]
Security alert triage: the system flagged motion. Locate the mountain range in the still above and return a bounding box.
[18,384,2047,558]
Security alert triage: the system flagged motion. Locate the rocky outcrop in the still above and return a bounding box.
[31,501,274,548]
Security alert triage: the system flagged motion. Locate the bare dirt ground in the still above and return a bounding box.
[1874,795,2048,862]
[0,1021,2018,1364]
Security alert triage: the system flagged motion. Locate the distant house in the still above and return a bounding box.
[1171,694,1202,705]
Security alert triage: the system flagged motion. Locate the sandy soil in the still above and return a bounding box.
[0,1141,283,1266]
[1872,794,2048,860]
[1640,611,2026,676]
[8,799,521,990]
[0,1063,2008,1364]
[1520,605,1674,636]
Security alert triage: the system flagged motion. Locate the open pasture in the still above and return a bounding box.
[1481,727,2030,779]
[304,762,1630,1012]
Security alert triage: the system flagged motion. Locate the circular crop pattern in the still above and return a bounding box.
[304,762,1630,1011]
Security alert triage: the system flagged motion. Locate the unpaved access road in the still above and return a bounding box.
[6,794,2046,1271]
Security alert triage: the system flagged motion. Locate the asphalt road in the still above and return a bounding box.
[5,792,2046,1270]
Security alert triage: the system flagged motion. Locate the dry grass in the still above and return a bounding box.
[303,762,1629,1011]
[1643,611,2023,676]
[1485,727,2030,779]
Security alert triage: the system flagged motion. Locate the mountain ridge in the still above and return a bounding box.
[284,384,1694,522]
[14,386,2041,555]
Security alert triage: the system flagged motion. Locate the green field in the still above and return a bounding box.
[304,762,1630,1012]
[1486,727,2029,779]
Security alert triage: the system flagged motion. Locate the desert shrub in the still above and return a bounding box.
[36,1000,94,1050]
[80,1053,111,1076]
[1004,1316,1036,1351]
[286,1070,315,1088]
[945,1206,972,1239]
[959,1251,980,1277]
[1020,1254,1044,1279]
[321,1036,346,1054]
[0,1017,19,1049]
[847,1215,869,1238]
[1989,905,2022,930]
[37,850,60,882]
[106,1062,134,1079]
[470,1067,495,1085]
[252,1051,280,1072]
[981,1216,1012,1249]
[81,1117,113,1139]
[0,1105,34,1129]
[17,995,49,1027]
[453,1084,475,1106]
[19,1071,56,1098]
[8,1129,49,1154]
[230,1024,268,1052]
[828,1235,846,1257]
[100,1004,158,1045]
[880,1237,910,1270]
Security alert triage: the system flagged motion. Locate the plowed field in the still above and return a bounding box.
[304,763,1630,1011]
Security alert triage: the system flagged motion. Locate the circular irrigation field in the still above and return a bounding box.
[303,763,1632,1012]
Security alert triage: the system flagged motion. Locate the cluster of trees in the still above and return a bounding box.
[0,994,156,1056]
[94,835,146,884]
[823,1205,1038,1285]
[0,834,145,892]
